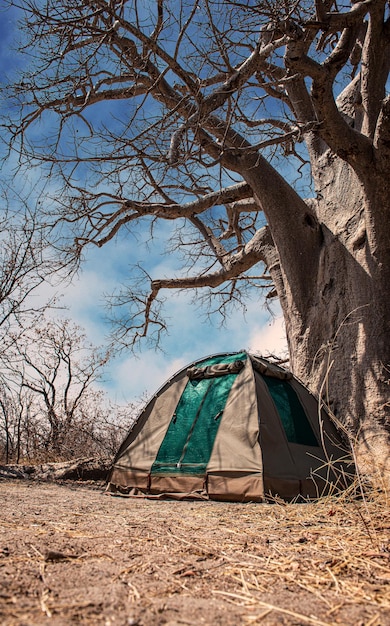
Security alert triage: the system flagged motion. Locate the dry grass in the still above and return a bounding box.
[0,478,389,625]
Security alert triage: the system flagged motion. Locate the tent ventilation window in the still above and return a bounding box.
[262,377,318,446]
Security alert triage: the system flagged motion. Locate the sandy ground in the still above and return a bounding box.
[0,479,389,626]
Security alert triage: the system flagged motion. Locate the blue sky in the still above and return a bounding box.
[49,224,287,404]
[0,3,287,405]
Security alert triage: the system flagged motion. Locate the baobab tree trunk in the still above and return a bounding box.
[235,146,389,486]
[280,154,390,485]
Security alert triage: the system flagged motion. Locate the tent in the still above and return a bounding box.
[107,351,353,501]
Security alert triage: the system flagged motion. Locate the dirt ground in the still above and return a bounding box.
[0,479,389,626]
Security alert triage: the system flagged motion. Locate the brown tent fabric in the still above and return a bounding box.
[107,352,354,502]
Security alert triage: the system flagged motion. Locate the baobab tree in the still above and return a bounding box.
[2,0,389,480]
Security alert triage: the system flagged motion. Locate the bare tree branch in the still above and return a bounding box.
[1,0,389,351]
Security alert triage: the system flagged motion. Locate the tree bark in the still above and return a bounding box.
[275,151,390,484]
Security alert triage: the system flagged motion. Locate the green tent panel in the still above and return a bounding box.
[107,352,354,501]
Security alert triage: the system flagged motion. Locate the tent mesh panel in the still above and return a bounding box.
[151,353,246,475]
[261,376,318,446]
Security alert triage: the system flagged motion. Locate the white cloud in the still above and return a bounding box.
[109,353,187,404]
[24,227,289,404]
[102,297,288,403]
[248,314,288,357]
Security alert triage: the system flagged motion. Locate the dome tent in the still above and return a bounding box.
[107,351,353,501]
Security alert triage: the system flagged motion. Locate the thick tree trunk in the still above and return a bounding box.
[278,154,390,486]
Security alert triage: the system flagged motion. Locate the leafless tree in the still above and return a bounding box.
[0,194,61,450]
[0,202,53,336]
[2,0,389,480]
[5,318,110,457]
[0,383,43,464]
[0,386,22,464]
[0,381,132,463]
